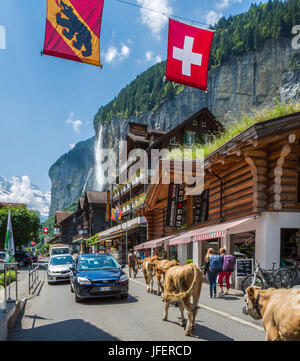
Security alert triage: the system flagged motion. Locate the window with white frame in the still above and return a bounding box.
[185,131,195,146]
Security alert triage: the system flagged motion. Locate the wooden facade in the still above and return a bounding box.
[54,191,108,250]
[139,112,300,246]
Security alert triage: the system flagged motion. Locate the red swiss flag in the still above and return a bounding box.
[43,228,49,234]
[166,19,214,91]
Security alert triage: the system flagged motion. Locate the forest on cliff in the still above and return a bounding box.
[93,0,300,128]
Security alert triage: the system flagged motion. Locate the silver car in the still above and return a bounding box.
[47,254,74,284]
[0,251,9,272]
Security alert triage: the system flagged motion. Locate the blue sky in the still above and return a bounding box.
[0,0,266,198]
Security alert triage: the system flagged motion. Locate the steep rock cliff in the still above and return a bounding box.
[49,37,300,215]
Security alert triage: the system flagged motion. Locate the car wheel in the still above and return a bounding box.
[121,293,129,300]
[48,281,52,285]
[75,293,82,303]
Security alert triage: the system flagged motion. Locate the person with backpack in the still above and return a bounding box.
[218,248,236,295]
[204,248,224,298]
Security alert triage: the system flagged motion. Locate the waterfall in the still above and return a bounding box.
[94,125,105,191]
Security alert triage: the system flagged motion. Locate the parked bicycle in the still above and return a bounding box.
[277,260,300,288]
[241,262,286,294]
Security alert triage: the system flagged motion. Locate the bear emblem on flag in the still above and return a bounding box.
[43,0,104,67]
[56,1,92,57]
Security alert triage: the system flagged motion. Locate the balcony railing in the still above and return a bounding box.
[119,192,146,214]
[72,233,89,243]
[112,168,147,200]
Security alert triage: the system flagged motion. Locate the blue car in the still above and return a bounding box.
[70,253,129,303]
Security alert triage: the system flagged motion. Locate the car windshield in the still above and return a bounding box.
[50,256,74,265]
[78,256,119,271]
[52,248,69,255]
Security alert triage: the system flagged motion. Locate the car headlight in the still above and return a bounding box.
[119,274,128,282]
[77,276,92,285]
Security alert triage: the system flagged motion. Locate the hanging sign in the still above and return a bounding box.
[43,0,104,67]
[166,183,185,227]
[106,190,111,221]
[166,18,214,91]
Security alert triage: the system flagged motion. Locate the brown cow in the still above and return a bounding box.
[141,255,160,293]
[162,263,203,336]
[154,259,180,298]
[243,286,300,341]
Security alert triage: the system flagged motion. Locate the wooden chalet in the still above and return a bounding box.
[54,211,76,245]
[97,108,223,262]
[135,111,300,274]
[54,191,108,253]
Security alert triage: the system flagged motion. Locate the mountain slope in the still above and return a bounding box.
[93,0,300,128]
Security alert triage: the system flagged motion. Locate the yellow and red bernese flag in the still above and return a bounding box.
[43,0,104,67]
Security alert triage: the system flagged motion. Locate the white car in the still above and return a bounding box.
[47,254,75,284]
[0,251,9,272]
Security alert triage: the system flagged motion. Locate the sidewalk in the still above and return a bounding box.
[0,263,43,340]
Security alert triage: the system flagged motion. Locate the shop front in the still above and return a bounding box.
[134,235,174,259]
[96,216,148,264]
[281,228,300,267]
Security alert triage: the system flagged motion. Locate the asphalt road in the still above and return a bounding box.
[8,259,265,341]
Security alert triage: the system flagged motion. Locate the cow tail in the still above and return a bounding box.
[164,263,199,302]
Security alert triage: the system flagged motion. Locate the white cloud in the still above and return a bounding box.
[0,176,51,219]
[155,55,162,63]
[104,46,118,63]
[69,144,75,149]
[137,0,173,39]
[103,42,131,64]
[145,50,154,61]
[121,45,130,58]
[145,50,162,64]
[216,0,229,9]
[65,112,82,133]
[206,10,222,25]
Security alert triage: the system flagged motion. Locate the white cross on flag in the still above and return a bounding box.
[43,227,49,234]
[166,19,214,91]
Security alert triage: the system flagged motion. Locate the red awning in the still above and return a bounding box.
[134,235,174,250]
[193,217,253,242]
[169,231,191,246]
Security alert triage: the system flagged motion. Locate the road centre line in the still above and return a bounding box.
[129,278,265,333]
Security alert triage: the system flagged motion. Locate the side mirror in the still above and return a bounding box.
[121,264,125,269]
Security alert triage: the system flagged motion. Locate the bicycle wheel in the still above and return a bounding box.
[289,269,298,288]
[272,272,286,289]
[274,269,291,288]
[241,275,264,294]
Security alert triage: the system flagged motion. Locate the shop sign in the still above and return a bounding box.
[166,183,185,227]
[236,259,253,278]
[106,191,111,221]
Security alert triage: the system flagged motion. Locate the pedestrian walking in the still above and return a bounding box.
[218,248,236,295]
[128,249,137,278]
[204,248,223,298]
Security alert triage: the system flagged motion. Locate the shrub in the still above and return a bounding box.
[0,271,16,287]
